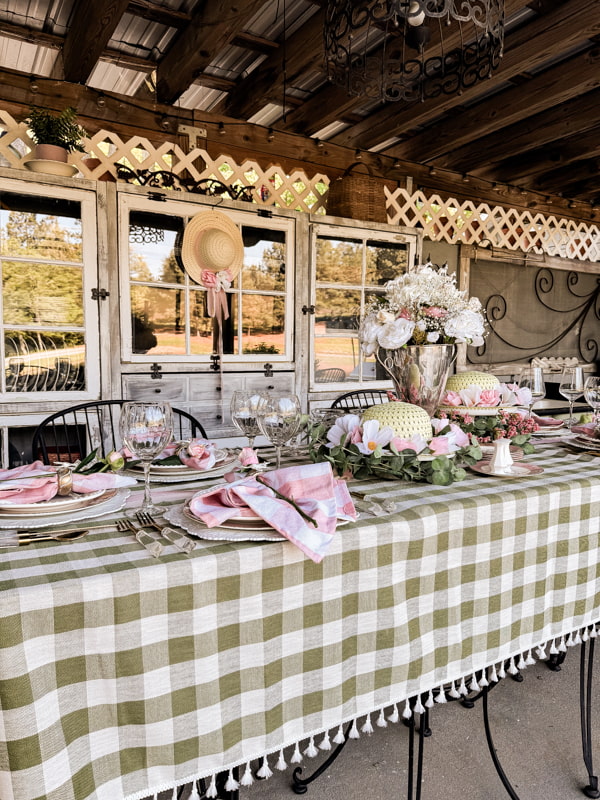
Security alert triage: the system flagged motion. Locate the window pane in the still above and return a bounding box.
[129,212,184,284]
[316,237,362,284]
[0,197,82,261]
[5,330,85,392]
[190,290,214,355]
[242,227,286,292]
[314,288,361,379]
[365,240,408,285]
[130,286,186,355]
[237,295,285,355]
[2,261,83,326]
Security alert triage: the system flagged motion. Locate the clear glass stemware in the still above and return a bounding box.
[558,366,584,430]
[518,365,545,418]
[230,391,265,449]
[256,394,302,469]
[120,401,173,515]
[583,376,600,425]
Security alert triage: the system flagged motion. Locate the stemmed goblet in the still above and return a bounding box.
[256,394,302,469]
[230,391,265,449]
[559,366,585,430]
[518,366,545,419]
[584,376,600,425]
[120,401,173,515]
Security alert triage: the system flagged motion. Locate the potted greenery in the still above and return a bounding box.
[26,106,88,164]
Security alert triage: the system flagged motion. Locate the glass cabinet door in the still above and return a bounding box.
[310,222,419,387]
[0,182,99,399]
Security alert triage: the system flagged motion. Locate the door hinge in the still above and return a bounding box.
[302,305,315,315]
[91,288,110,300]
[210,354,221,372]
[263,363,274,377]
[150,363,162,379]
[147,191,167,202]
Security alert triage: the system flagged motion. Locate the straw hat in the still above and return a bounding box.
[180,210,243,285]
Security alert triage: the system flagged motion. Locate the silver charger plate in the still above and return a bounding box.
[124,453,238,483]
[0,489,130,529]
[0,488,115,516]
[163,503,285,542]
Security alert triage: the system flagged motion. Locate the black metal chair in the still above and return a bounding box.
[30,400,207,464]
[330,389,390,412]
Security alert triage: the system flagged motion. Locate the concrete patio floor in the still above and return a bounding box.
[237,648,600,800]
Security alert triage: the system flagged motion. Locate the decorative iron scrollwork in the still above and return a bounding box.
[473,267,600,364]
[115,165,254,203]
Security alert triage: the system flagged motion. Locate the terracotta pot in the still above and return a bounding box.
[34,144,69,162]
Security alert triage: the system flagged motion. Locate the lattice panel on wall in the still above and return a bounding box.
[1,111,598,263]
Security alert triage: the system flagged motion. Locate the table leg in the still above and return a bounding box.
[407,706,428,800]
[580,640,600,798]
[482,685,521,800]
[292,722,352,794]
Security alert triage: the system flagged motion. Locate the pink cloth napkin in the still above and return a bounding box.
[127,438,218,471]
[0,461,136,505]
[188,462,357,563]
[571,423,598,437]
[531,414,564,428]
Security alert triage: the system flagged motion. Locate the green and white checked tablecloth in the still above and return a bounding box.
[0,448,599,800]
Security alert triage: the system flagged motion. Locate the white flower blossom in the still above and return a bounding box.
[443,309,485,343]
[377,318,415,349]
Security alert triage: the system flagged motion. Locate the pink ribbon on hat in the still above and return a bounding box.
[201,269,232,322]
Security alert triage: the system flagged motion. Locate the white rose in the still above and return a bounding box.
[426,331,440,342]
[377,318,415,349]
[360,317,381,355]
[376,309,395,324]
[443,309,485,343]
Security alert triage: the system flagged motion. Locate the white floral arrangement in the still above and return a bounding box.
[360,262,485,354]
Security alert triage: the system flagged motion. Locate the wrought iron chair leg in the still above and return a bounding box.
[482,685,521,799]
[292,723,352,794]
[580,640,600,798]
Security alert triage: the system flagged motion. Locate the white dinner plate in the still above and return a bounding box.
[0,488,114,516]
[0,489,130,529]
[470,461,544,478]
[164,503,284,542]
[125,453,238,483]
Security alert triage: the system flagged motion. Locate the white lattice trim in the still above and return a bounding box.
[1,111,598,262]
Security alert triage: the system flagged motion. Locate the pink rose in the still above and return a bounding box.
[442,391,463,407]
[424,306,446,318]
[201,270,217,289]
[479,389,500,407]
[239,447,259,466]
[448,424,470,448]
[428,436,450,455]
[391,437,417,452]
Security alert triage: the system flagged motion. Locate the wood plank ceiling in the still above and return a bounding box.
[0,0,599,220]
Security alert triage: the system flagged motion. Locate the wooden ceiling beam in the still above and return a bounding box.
[212,6,325,120]
[429,89,600,175]
[126,0,191,28]
[231,32,279,54]
[63,0,132,84]
[1,65,593,223]
[489,124,600,184]
[533,158,600,193]
[279,0,526,138]
[154,0,270,105]
[334,0,600,152]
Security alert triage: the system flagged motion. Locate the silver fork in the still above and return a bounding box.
[135,511,196,554]
[115,518,163,558]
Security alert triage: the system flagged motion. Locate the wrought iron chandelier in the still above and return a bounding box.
[324,0,505,103]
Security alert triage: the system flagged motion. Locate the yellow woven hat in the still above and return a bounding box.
[180,210,243,285]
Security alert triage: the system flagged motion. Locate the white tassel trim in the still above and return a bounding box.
[256,756,272,780]
[320,730,332,749]
[333,724,345,744]
[275,750,287,771]
[425,690,435,708]
[402,699,412,719]
[377,707,388,726]
[225,769,239,792]
[304,736,318,757]
[241,762,255,785]
[348,718,360,739]
[413,695,425,715]
[290,742,303,763]
[206,775,218,799]
[435,687,447,703]
[388,703,400,723]
[448,681,461,699]
[190,780,202,800]
[361,713,374,734]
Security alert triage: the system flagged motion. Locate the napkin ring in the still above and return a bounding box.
[56,466,73,496]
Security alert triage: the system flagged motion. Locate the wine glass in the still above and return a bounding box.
[256,394,302,469]
[584,376,600,425]
[119,401,173,515]
[230,391,265,449]
[518,366,545,418]
[559,366,585,430]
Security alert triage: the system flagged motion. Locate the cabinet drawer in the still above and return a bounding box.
[122,376,187,402]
